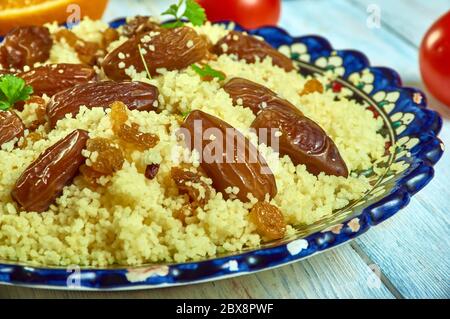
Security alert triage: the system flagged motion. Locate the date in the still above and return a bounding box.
[181,110,277,202]
[102,26,209,80]
[212,31,294,72]
[223,77,302,115]
[47,81,159,128]
[11,129,89,212]
[251,105,349,177]
[0,111,25,146]
[18,63,96,97]
[0,26,52,69]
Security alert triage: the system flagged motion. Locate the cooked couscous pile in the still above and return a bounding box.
[0,18,386,266]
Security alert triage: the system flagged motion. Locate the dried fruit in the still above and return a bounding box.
[251,105,349,177]
[0,26,52,69]
[18,63,96,97]
[102,28,119,49]
[11,129,89,212]
[144,163,160,180]
[223,77,302,115]
[110,101,159,151]
[86,138,124,176]
[249,202,286,240]
[116,122,159,151]
[181,110,277,202]
[102,26,209,80]
[212,31,294,72]
[0,111,25,146]
[300,78,324,96]
[55,29,101,65]
[21,131,42,149]
[47,81,159,128]
[171,167,211,208]
[122,16,161,37]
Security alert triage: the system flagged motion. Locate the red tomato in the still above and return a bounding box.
[197,0,281,29]
[420,11,450,107]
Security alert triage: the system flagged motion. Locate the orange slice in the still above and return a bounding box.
[0,0,109,36]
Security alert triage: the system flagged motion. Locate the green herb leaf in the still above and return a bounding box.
[161,0,206,28]
[180,109,191,119]
[0,75,33,111]
[183,0,206,26]
[191,64,226,81]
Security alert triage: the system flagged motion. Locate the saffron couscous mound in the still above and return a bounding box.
[0,18,386,266]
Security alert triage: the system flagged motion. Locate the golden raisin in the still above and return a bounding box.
[55,29,78,47]
[116,123,159,151]
[86,137,124,175]
[79,164,104,187]
[300,78,324,96]
[171,167,211,208]
[173,205,193,226]
[249,202,286,240]
[76,41,100,65]
[110,101,128,131]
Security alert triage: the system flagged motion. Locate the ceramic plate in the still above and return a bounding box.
[0,19,444,290]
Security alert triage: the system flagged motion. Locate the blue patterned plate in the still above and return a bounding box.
[0,19,444,290]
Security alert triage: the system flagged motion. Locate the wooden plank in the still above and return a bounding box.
[0,244,394,298]
[354,123,450,298]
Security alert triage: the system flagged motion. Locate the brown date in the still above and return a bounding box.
[102,26,209,80]
[47,81,159,128]
[181,110,277,202]
[0,111,25,146]
[251,106,348,177]
[18,63,96,97]
[212,31,294,72]
[0,26,52,69]
[223,77,302,116]
[122,16,161,37]
[11,129,89,212]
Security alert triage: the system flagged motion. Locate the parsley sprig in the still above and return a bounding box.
[191,64,226,81]
[162,0,206,29]
[0,75,33,111]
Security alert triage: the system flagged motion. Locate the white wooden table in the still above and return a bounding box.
[1,0,449,299]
